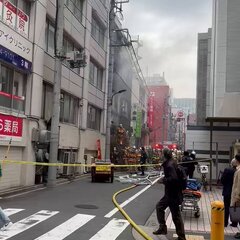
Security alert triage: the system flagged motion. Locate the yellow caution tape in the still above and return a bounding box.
[0,159,161,168]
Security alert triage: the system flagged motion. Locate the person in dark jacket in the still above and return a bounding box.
[182,151,195,178]
[221,158,237,227]
[140,147,147,175]
[153,148,186,240]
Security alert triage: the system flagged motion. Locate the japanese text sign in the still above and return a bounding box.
[17,8,29,37]
[0,113,23,141]
[135,110,142,138]
[3,1,17,29]
[0,23,33,62]
[0,44,32,72]
[147,93,154,128]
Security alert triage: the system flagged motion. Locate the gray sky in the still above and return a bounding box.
[122,0,212,98]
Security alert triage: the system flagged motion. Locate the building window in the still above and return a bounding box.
[0,64,26,112]
[89,60,103,90]
[65,0,84,22]
[42,83,78,125]
[60,92,78,124]
[63,36,82,74]
[1,0,31,37]
[91,16,105,48]
[87,105,101,131]
[45,19,55,55]
[42,83,53,121]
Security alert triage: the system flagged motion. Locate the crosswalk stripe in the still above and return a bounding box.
[34,214,95,240]
[0,210,59,240]
[3,208,25,217]
[89,218,129,240]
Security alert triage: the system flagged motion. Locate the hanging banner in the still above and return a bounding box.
[0,113,23,141]
[17,8,29,37]
[0,0,3,20]
[135,111,142,138]
[3,1,17,29]
[147,93,154,128]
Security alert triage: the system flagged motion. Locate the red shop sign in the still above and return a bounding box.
[0,113,23,141]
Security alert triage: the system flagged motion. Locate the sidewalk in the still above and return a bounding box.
[133,186,240,240]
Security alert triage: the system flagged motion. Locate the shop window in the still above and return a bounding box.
[0,64,26,112]
[87,104,101,131]
[65,0,84,22]
[42,83,78,125]
[89,59,103,90]
[91,16,105,48]
[45,19,55,55]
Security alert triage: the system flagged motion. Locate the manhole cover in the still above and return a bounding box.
[75,204,98,209]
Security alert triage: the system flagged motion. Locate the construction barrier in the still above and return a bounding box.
[211,200,224,240]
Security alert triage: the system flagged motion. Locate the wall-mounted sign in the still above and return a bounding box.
[0,21,32,61]
[135,110,142,138]
[177,110,184,118]
[147,94,154,128]
[0,44,32,72]
[0,113,23,141]
[3,1,17,29]
[17,8,29,37]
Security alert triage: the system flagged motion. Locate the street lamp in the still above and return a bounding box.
[105,89,127,162]
[110,89,127,105]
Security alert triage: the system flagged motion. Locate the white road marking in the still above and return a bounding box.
[89,218,129,240]
[3,208,25,217]
[105,178,159,218]
[3,188,46,199]
[35,214,95,240]
[0,210,59,239]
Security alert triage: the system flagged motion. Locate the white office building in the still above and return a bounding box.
[0,0,110,190]
[210,0,240,117]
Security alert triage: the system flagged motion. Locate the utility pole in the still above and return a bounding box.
[48,0,64,187]
[105,0,129,161]
[105,0,115,161]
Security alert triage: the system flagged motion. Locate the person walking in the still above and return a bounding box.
[231,154,240,239]
[181,151,192,178]
[140,147,147,176]
[189,151,197,178]
[0,207,12,231]
[221,158,237,227]
[153,148,186,240]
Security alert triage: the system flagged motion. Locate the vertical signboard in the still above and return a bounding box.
[147,92,154,129]
[135,110,142,138]
[0,0,3,20]
[3,1,17,29]
[17,8,29,37]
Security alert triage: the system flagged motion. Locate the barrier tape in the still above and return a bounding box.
[0,158,213,168]
[0,159,161,168]
[211,207,224,211]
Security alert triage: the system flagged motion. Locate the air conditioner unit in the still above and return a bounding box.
[74,51,85,61]
[66,52,75,61]
[39,130,51,144]
[31,128,40,142]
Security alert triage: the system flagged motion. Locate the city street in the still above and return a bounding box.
[0,174,162,240]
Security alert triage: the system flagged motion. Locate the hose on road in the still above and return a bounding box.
[112,185,153,240]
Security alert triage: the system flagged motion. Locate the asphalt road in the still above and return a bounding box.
[0,174,163,240]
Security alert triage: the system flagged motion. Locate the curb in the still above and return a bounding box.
[0,174,88,198]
